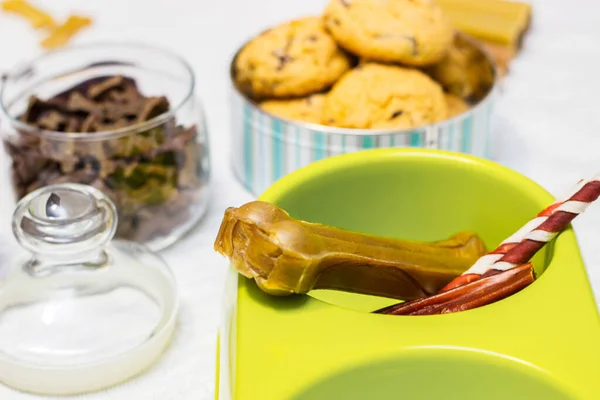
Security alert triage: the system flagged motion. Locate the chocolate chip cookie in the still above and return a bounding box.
[235,17,352,99]
[444,92,470,118]
[424,34,495,102]
[260,93,326,124]
[323,63,447,129]
[323,0,454,66]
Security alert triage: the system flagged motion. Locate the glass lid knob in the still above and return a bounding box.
[12,183,117,256]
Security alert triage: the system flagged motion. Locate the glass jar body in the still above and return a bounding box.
[1,43,211,251]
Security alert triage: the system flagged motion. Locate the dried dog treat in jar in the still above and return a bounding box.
[1,44,211,250]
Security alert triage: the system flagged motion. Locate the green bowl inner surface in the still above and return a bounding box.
[263,149,555,312]
[291,347,578,400]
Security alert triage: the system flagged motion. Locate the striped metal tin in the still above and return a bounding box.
[229,40,498,197]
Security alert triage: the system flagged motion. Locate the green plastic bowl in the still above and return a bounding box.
[216,148,600,400]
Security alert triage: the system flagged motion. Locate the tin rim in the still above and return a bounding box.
[229,31,499,137]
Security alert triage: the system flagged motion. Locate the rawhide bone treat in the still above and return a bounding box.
[214,201,487,300]
[3,75,206,244]
[376,174,600,315]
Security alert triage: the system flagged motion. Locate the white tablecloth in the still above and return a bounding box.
[0,0,598,398]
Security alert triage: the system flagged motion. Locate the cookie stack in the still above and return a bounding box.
[233,0,494,130]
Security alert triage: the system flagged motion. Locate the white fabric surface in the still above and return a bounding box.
[0,0,599,398]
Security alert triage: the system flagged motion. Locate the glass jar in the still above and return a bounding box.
[0,183,178,394]
[0,43,211,251]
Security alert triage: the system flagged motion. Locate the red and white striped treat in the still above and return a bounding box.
[441,174,600,292]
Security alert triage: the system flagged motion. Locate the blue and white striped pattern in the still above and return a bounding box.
[231,87,496,196]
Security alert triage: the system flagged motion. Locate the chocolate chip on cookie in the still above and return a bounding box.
[374,34,419,56]
[272,47,295,71]
[389,110,404,120]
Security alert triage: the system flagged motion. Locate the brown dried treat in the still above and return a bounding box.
[3,137,26,158]
[163,191,191,215]
[5,138,49,188]
[90,178,119,203]
[137,96,170,122]
[86,75,125,99]
[131,209,173,243]
[147,124,195,160]
[66,91,98,113]
[66,166,98,185]
[37,163,62,183]
[177,142,203,188]
[20,97,64,124]
[374,263,535,315]
[39,136,75,159]
[65,116,82,132]
[36,110,68,131]
[80,114,97,132]
[128,194,193,243]
[24,180,44,194]
[97,158,120,178]
[152,124,197,155]
[94,117,131,132]
[58,154,79,174]
[104,81,142,104]
[51,76,138,105]
[100,101,140,123]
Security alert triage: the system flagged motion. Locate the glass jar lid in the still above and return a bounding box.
[0,183,178,395]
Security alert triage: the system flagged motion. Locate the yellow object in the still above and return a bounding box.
[436,0,532,46]
[1,0,92,49]
[475,38,516,76]
[444,92,470,117]
[1,0,55,29]
[41,15,92,49]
